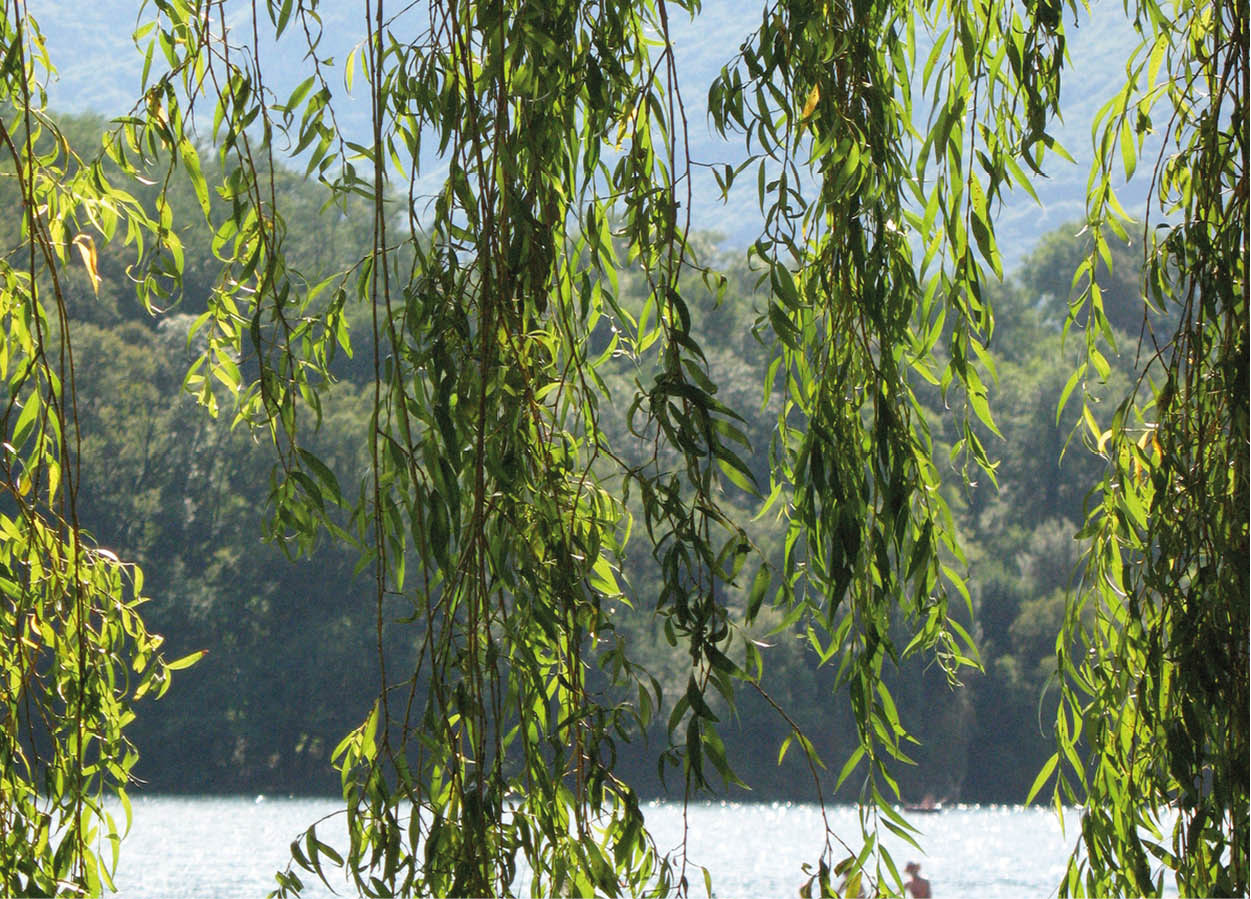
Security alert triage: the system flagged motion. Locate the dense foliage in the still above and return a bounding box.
[0,134,1133,805]
[0,29,198,896]
[0,0,1243,897]
[1037,0,1248,895]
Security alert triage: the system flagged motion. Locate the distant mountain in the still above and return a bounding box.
[30,0,1151,272]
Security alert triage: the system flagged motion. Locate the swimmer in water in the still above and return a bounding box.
[904,861,931,898]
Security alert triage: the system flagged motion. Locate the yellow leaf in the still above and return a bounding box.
[72,233,101,296]
[801,83,820,122]
[614,105,638,150]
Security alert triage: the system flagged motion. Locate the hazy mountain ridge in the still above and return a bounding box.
[31,0,1149,270]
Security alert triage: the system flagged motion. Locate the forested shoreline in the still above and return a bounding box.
[6,114,1154,803]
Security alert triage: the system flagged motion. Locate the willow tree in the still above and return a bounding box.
[0,0,1243,897]
[0,8,201,895]
[1034,0,1248,895]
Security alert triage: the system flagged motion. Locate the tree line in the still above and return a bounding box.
[0,113,1159,804]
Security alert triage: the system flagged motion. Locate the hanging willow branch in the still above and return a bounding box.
[110,0,1076,895]
[0,8,195,896]
[1039,0,1248,894]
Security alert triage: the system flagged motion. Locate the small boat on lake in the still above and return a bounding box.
[904,794,944,814]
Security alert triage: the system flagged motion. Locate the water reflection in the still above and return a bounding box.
[110,796,1177,898]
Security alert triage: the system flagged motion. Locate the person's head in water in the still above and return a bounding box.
[904,861,931,898]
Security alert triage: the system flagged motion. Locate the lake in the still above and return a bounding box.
[104,796,1174,897]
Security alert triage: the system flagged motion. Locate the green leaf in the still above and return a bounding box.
[772,262,801,309]
[284,75,315,115]
[1057,363,1086,424]
[1119,118,1137,182]
[166,650,207,671]
[1026,752,1060,804]
[835,745,866,789]
[746,564,771,620]
[178,138,211,220]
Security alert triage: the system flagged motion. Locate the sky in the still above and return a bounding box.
[27,0,1152,274]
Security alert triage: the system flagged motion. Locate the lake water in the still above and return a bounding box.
[104,796,1174,897]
